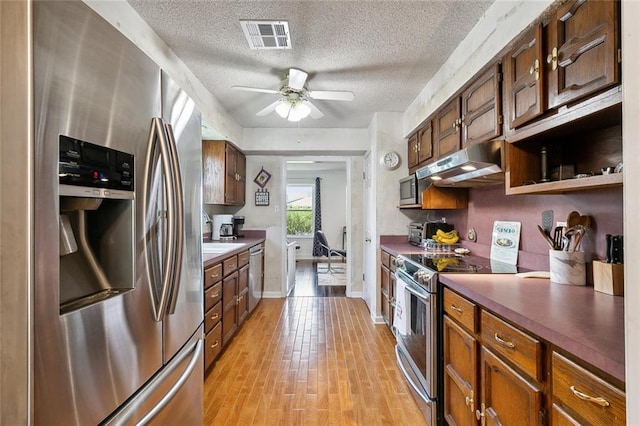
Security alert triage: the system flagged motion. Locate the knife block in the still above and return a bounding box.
[593,260,624,296]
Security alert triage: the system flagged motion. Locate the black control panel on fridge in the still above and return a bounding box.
[59,135,134,191]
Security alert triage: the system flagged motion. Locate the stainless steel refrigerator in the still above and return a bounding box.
[33,2,203,424]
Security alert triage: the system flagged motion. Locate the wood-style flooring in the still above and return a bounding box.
[203,296,426,425]
[288,259,346,297]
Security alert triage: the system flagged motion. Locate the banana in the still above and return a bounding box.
[434,257,459,271]
[432,229,459,244]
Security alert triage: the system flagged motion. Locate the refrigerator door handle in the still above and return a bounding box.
[164,123,185,315]
[134,338,203,425]
[144,117,177,322]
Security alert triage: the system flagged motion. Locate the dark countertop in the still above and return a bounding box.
[380,239,625,385]
[203,236,265,268]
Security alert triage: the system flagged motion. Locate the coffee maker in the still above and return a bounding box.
[232,216,245,238]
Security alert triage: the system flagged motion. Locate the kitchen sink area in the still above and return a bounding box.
[202,242,246,254]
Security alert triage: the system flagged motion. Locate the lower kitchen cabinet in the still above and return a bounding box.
[380,249,395,330]
[222,270,238,346]
[443,287,625,426]
[237,263,249,327]
[203,263,222,370]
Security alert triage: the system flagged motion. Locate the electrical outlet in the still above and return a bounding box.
[556,221,567,228]
[467,227,477,242]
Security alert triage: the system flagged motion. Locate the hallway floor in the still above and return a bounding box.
[203,296,426,425]
[288,259,346,297]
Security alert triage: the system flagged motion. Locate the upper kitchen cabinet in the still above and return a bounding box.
[434,98,462,158]
[203,140,246,206]
[408,123,434,172]
[504,0,620,134]
[461,63,503,147]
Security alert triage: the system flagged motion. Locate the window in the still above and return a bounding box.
[286,184,314,236]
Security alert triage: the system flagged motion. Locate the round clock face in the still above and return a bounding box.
[381,151,400,170]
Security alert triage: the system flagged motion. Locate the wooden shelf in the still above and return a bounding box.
[505,172,622,195]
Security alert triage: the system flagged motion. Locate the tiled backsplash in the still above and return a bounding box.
[438,185,623,274]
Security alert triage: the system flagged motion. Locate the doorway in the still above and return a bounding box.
[284,159,349,297]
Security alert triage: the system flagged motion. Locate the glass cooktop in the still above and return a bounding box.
[400,253,527,274]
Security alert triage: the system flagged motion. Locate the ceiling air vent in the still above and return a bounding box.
[240,20,291,50]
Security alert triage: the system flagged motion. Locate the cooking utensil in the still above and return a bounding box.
[571,225,586,252]
[606,234,612,263]
[566,211,580,230]
[537,225,556,249]
[541,210,554,235]
[553,227,564,251]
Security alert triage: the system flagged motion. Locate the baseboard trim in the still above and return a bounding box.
[262,291,285,298]
[371,313,386,324]
[346,290,363,298]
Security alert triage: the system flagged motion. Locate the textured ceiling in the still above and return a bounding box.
[127,0,494,129]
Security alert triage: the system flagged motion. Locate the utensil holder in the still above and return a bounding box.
[593,260,624,296]
[549,250,585,286]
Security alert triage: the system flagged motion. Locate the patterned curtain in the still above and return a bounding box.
[312,177,323,256]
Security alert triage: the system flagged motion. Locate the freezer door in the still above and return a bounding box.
[33,2,163,425]
[161,72,204,361]
[103,326,204,425]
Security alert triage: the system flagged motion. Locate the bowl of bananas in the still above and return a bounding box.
[425,229,461,252]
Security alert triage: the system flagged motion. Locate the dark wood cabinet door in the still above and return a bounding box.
[462,63,502,147]
[380,264,390,326]
[435,98,462,157]
[202,141,226,204]
[408,133,419,169]
[222,271,238,346]
[224,144,238,205]
[443,316,478,426]
[547,0,619,109]
[236,150,246,206]
[417,122,434,164]
[504,24,545,129]
[237,265,249,327]
[479,347,543,426]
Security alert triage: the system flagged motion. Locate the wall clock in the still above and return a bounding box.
[380,150,400,170]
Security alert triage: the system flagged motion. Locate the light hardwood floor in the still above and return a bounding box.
[203,297,426,425]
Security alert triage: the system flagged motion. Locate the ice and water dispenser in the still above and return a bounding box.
[58,136,135,314]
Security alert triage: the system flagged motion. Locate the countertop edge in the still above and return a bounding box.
[203,237,266,267]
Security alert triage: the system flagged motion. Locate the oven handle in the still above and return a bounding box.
[395,344,430,403]
[403,280,430,302]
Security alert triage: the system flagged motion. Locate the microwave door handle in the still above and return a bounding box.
[164,123,184,315]
[144,117,176,322]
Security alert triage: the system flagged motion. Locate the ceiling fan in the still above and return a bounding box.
[231,68,355,121]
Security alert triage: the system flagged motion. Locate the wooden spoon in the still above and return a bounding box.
[566,211,581,230]
[577,215,591,229]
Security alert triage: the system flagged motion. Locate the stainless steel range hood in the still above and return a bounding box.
[415,140,504,187]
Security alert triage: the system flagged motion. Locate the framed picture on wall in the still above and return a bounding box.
[254,167,271,188]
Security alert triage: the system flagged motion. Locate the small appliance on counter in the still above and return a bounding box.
[408,222,455,246]
[219,223,234,240]
[211,214,233,240]
[232,216,245,238]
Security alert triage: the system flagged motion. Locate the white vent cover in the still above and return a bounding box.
[240,20,291,50]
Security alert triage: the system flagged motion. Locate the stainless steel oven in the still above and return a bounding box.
[394,256,440,425]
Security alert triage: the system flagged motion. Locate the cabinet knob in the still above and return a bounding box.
[475,403,486,426]
[547,46,558,71]
[465,396,474,410]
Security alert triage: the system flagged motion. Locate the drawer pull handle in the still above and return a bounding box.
[570,385,610,407]
[211,340,219,348]
[211,313,219,320]
[450,304,463,314]
[494,333,515,348]
[465,396,474,411]
[210,274,219,279]
[211,292,219,298]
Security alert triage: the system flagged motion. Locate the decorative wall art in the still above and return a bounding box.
[255,188,270,206]
[253,167,271,188]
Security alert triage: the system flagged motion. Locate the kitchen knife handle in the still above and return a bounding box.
[606,234,612,263]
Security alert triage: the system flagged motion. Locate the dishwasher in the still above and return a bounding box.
[248,244,264,313]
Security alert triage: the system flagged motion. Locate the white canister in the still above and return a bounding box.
[549,249,586,285]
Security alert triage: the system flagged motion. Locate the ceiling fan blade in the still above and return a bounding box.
[308,90,355,101]
[288,68,308,90]
[305,100,324,119]
[231,85,279,94]
[256,100,282,117]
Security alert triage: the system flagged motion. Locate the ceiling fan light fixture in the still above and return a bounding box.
[287,102,311,122]
[275,102,291,118]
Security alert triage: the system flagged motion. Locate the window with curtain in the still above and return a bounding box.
[286,184,314,236]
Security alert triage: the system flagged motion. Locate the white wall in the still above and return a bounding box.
[287,168,347,260]
[403,0,554,136]
[622,1,639,422]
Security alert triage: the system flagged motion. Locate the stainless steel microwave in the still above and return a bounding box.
[399,174,429,205]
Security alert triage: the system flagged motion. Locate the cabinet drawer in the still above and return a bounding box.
[444,288,477,333]
[481,310,542,381]
[223,255,238,276]
[204,263,222,289]
[237,250,249,268]
[205,301,222,334]
[381,250,390,268]
[204,322,222,371]
[204,282,222,313]
[552,352,625,425]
